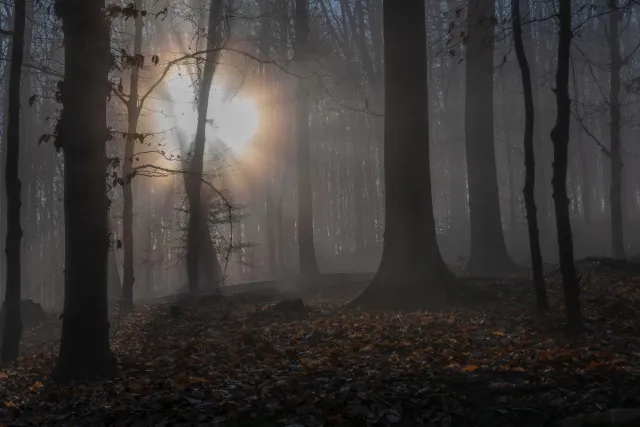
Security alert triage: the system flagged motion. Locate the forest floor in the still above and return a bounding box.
[2,259,640,426]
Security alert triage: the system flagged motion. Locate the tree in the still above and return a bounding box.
[550,0,582,332]
[121,0,144,313]
[53,0,117,380]
[512,0,548,311]
[465,0,519,276]
[294,0,320,277]
[608,0,624,258]
[349,0,454,309]
[186,0,225,293]
[1,0,26,363]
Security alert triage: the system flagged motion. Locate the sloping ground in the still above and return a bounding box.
[1,269,640,426]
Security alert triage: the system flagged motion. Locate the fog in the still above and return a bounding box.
[0,0,639,312]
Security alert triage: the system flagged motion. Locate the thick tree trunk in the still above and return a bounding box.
[53,0,117,380]
[550,0,582,332]
[121,0,144,313]
[349,0,455,310]
[512,0,548,311]
[186,0,223,292]
[1,0,26,363]
[294,0,319,277]
[465,0,518,276]
[608,0,624,258]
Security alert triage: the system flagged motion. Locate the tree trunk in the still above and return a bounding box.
[608,0,624,258]
[294,0,319,277]
[512,0,548,311]
[465,0,518,276]
[1,0,26,363]
[349,0,456,310]
[121,0,144,313]
[53,0,117,380]
[186,0,223,292]
[550,0,582,332]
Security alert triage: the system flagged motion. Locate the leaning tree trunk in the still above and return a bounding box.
[294,0,320,277]
[550,0,582,332]
[186,0,223,293]
[121,0,144,313]
[349,0,456,310]
[608,0,624,258]
[1,0,26,363]
[465,0,519,276]
[53,0,117,381]
[512,0,548,311]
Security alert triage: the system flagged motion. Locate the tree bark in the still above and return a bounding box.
[512,0,548,311]
[349,0,455,310]
[294,0,319,277]
[186,0,223,292]
[1,0,26,363]
[608,0,624,258]
[53,0,117,380]
[465,0,519,276]
[121,0,144,313]
[550,0,582,332]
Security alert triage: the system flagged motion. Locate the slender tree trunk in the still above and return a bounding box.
[1,0,26,363]
[608,0,624,258]
[512,0,548,311]
[294,0,319,277]
[258,6,277,277]
[121,0,143,313]
[550,0,582,332]
[186,0,223,292]
[53,0,117,380]
[349,0,456,310]
[465,0,518,276]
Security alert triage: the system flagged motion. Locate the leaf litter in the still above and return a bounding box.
[2,267,640,426]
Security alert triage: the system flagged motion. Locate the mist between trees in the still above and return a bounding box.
[0,0,637,381]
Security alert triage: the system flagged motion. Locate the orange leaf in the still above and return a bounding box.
[461,364,479,372]
[491,330,505,336]
[299,356,319,370]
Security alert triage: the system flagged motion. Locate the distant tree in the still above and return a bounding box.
[1,0,26,363]
[550,0,582,332]
[511,0,548,311]
[607,0,624,258]
[465,0,519,276]
[53,0,117,380]
[121,0,144,313]
[349,0,454,309]
[294,0,320,277]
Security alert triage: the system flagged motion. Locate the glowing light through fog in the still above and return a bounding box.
[165,72,260,154]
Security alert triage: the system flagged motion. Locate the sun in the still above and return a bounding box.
[164,72,260,154]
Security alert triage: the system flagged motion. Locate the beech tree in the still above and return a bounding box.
[1,0,26,363]
[53,0,117,380]
[464,0,518,276]
[294,0,320,277]
[349,0,455,309]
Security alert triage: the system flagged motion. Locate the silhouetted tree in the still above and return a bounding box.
[121,0,144,313]
[295,0,319,277]
[349,0,454,309]
[465,0,518,276]
[186,0,224,293]
[550,0,582,332]
[512,0,548,311]
[1,0,26,363]
[53,0,117,380]
[608,0,624,258]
